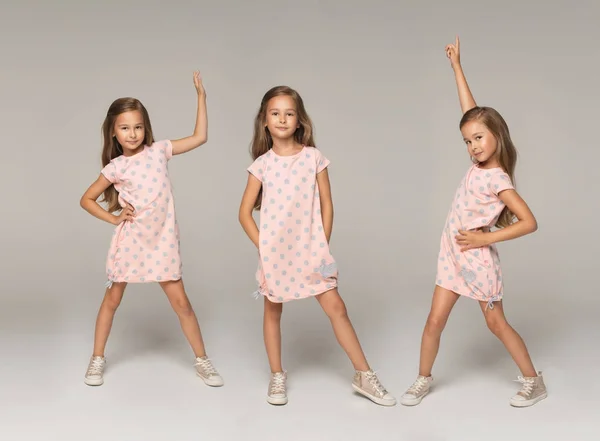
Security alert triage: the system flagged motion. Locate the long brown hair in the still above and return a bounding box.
[460,106,517,228]
[100,97,154,213]
[250,86,315,210]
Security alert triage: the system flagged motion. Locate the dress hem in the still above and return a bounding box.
[254,283,338,303]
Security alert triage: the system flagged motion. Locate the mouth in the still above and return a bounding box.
[127,141,139,145]
[275,127,288,131]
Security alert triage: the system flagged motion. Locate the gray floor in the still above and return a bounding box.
[2,281,598,441]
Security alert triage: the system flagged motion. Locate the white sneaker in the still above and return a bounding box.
[352,370,396,406]
[510,371,547,407]
[267,371,288,405]
[194,356,224,387]
[84,356,106,386]
[400,375,433,406]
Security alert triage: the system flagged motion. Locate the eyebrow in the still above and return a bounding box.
[268,108,296,112]
[463,131,484,140]
[117,122,144,126]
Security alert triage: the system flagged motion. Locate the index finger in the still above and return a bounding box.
[456,35,460,50]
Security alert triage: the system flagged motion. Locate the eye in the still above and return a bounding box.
[287,113,294,117]
[476,136,482,140]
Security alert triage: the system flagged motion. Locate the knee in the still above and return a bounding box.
[486,316,508,336]
[103,289,123,312]
[173,298,194,317]
[324,298,348,321]
[424,314,447,337]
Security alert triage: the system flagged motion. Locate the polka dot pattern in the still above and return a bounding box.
[436,164,514,302]
[101,140,182,284]
[247,147,338,302]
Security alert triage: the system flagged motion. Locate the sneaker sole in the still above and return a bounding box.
[266,396,288,405]
[196,373,224,387]
[400,389,429,406]
[84,378,104,386]
[510,392,547,407]
[352,384,397,406]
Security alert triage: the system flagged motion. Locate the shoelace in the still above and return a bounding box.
[270,374,286,395]
[195,357,218,376]
[515,376,535,397]
[87,357,104,376]
[407,376,429,395]
[365,371,387,395]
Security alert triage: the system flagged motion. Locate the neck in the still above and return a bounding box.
[271,137,301,152]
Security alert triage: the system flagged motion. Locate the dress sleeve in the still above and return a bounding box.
[489,170,514,196]
[247,156,266,182]
[314,148,330,174]
[157,140,174,161]
[100,161,117,184]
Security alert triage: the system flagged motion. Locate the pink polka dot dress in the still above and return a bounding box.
[247,146,338,303]
[436,164,514,308]
[100,140,182,286]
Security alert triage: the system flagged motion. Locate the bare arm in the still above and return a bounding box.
[171,71,208,156]
[79,174,134,225]
[316,169,334,242]
[484,189,538,245]
[455,189,537,251]
[238,174,263,249]
[446,36,477,114]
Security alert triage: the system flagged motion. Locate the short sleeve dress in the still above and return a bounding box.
[100,140,182,286]
[436,164,515,308]
[247,146,338,303]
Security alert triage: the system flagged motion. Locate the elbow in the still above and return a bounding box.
[238,209,249,226]
[195,134,207,147]
[530,219,538,234]
[79,196,88,210]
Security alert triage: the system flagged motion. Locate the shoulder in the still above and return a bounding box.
[254,149,273,163]
[485,167,511,182]
[149,139,171,152]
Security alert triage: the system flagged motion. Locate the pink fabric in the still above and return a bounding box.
[100,140,181,285]
[436,164,515,305]
[247,146,338,302]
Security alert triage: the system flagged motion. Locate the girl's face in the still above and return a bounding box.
[113,110,145,155]
[461,120,499,167]
[265,95,299,141]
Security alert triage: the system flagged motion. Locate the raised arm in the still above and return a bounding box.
[238,174,263,249]
[171,71,208,155]
[446,36,477,114]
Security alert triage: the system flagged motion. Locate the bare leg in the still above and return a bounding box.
[315,289,369,371]
[263,297,284,372]
[479,300,537,377]
[93,282,127,357]
[159,279,206,358]
[418,286,460,377]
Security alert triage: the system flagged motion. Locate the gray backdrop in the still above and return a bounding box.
[2,0,598,440]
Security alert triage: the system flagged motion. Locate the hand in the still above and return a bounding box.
[445,35,461,68]
[455,229,489,252]
[113,202,135,225]
[193,70,205,97]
